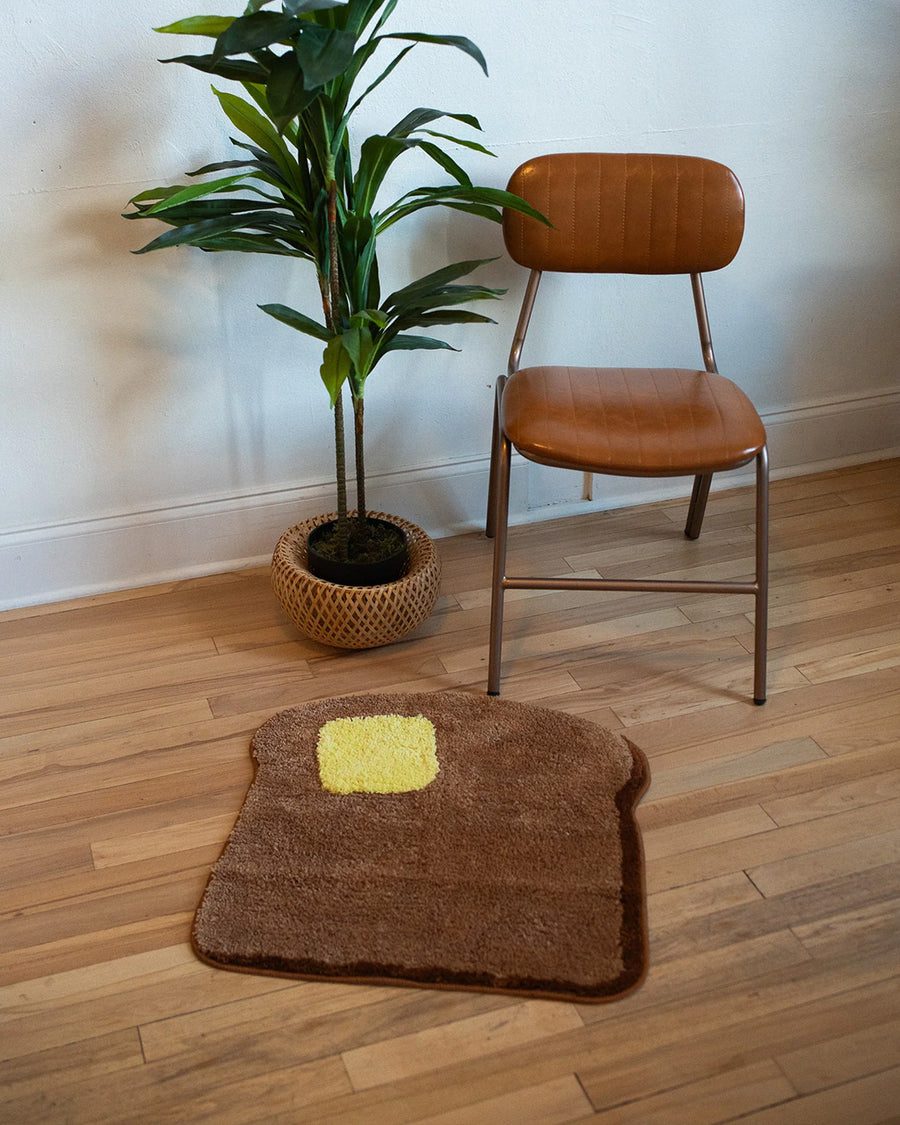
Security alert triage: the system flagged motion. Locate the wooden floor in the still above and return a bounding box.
[1,459,899,1123]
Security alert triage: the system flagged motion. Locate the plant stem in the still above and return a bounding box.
[353,395,366,528]
[326,172,349,560]
[333,388,348,541]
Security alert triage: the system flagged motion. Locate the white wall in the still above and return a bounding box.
[2,1,898,609]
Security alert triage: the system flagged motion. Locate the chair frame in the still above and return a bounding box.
[486,265,769,704]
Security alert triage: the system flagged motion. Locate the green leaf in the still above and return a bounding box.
[319,336,352,406]
[131,214,269,253]
[392,310,496,330]
[354,134,412,215]
[380,334,458,353]
[266,51,318,122]
[410,185,549,218]
[154,16,235,37]
[212,12,300,62]
[440,201,506,222]
[293,25,357,89]
[212,88,297,182]
[416,141,472,187]
[340,322,375,379]
[126,184,185,207]
[260,303,331,340]
[188,159,257,175]
[194,235,305,255]
[342,41,414,126]
[340,215,378,308]
[379,32,488,75]
[383,258,496,310]
[144,173,251,214]
[379,184,550,231]
[129,197,283,225]
[419,129,493,156]
[389,107,480,137]
[284,0,348,13]
[351,308,389,329]
[158,53,270,84]
[350,0,397,37]
[225,139,304,198]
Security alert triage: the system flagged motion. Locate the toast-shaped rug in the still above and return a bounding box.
[193,691,650,1002]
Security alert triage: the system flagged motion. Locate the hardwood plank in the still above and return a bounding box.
[1,759,252,834]
[643,743,898,829]
[0,945,195,1020]
[0,913,195,992]
[761,768,900,826]
[646,871,762,927]
[0,707,261,791]
[1,869,208,964]
[0,786,242,892]
[791,897,900,960]
[90,812,237,868]
[440,606,690,675]
[775,1015,900,1095]
[646,863,899,966]
[0,1028,143,1106]
[578,978,900,1118]
[140,989,518,1091]
[0,1049,352,1125]
[0,643,313,722]
[0,947,298,1061]
[0,843,222,920]
[588,1058,796,1123]
[407,1074,593,1125]
[647,798,900,894]
[342,1001,584,1091]
[0,699,214,764]
[746,828,900,898]
[642,805,779,862]
[138,981,414,1063]
[646,737,827,801]
[638,930,813,1014]
[626,665,900,757]
[730,1066,900,1124]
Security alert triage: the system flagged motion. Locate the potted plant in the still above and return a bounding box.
[124,0,545,644]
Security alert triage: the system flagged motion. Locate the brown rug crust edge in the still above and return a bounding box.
[191,703,651,1005]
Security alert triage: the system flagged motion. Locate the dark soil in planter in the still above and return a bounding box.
[307,517,409,586]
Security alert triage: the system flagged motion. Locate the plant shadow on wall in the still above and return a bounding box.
[122,0,547,627]
[47,125,279,518]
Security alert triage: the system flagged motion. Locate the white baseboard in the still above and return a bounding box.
[2,388,898,611]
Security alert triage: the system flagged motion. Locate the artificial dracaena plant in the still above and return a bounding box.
[125,0,546,560]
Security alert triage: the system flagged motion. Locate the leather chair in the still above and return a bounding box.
[486,152,769,703]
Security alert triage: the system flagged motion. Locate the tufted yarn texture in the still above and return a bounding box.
[193,691,650,1003]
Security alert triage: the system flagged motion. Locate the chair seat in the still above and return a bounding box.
[502,366,766,477]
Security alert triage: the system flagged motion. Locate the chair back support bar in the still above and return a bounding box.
[503,153,744,275]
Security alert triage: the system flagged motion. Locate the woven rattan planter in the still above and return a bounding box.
[271,512,441,649]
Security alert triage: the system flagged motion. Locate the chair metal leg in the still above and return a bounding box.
[684,473,713,539]
[487,427,512,696]
[753,446,769,705]
[485,376,507,540]
[487,435,768,705]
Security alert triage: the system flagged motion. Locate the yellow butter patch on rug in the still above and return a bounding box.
[316,714,439,794]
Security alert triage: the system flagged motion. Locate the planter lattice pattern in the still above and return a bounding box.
[271,512,441,649]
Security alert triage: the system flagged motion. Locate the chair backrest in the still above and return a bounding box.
[502,153,744,275]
